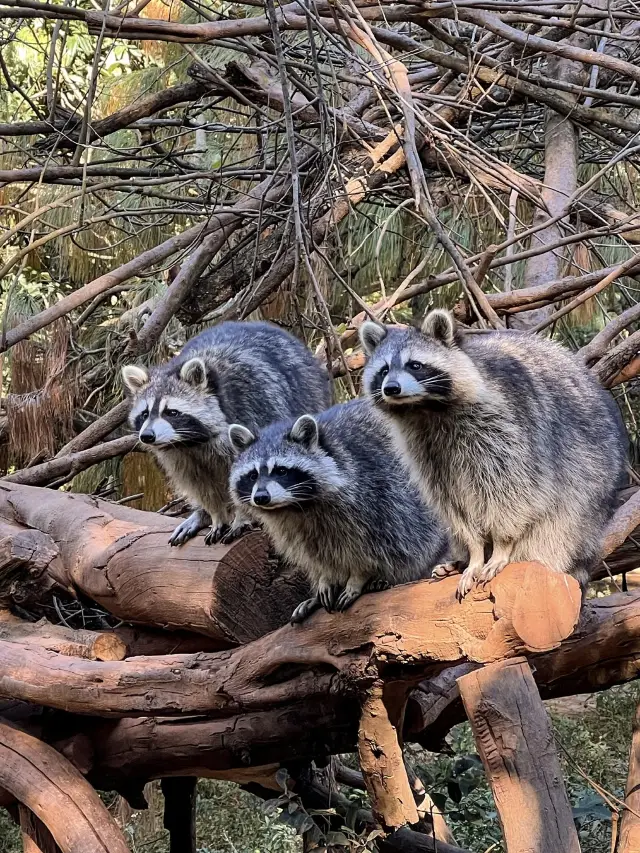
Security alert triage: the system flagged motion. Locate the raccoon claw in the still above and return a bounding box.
[334,587,362,612]
[366,578,391,593]
[219,521,254,545]
[477,557,509,586]
[169,513,207,546]
[456,567,478,601]
[318,583,338,612]
[290,597,321,624]
[204,524,230,546]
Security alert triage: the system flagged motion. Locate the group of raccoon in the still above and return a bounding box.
[122,312,628,623]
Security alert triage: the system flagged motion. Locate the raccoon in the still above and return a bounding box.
[227,399,449,622]
[122,321,332,546]
[359,310,627,598]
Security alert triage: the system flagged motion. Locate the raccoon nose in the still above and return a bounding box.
[383,380,401,397]
[252,489,271,507]
[140,430,156,444]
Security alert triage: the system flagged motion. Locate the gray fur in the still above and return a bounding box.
[122,321,332,545]
[228,399,449,621]
[360,311,628,597]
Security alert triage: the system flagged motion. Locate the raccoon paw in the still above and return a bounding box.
[204,524,230,546]
[318,582,338,612]
[456,566,478,601]
[169,515,205,546]
[432,562,460,580]
[334,585,363,612]
[290,597,320,624]
[366,578,391,593]
[219,521,254,545]
[477,557,509,585]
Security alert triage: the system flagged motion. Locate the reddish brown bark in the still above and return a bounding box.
[0,482,307,644]
[616,702,640,852]
[0,562,581,718]
[458,658,580,853]
[0,610,127,661]
[0,720,129,853]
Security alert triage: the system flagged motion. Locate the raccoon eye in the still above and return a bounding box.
[248,470,259,482]
[274,466,288,476]
[407,361,423,371]
[379,366,389,378]
[165,408,179,417]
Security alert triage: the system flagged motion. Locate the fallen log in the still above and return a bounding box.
[0,720,129,853]
[0,482,307,644]
[0,562,581,718]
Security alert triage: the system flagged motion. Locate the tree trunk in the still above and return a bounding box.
[458,658,580,853]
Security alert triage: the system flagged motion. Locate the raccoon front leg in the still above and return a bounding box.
[477,539,514,585]
[456,539,486,600]
[219,510,255,545]
[317,580,339,612]
[169,508,211,546]
[290,596,321,624]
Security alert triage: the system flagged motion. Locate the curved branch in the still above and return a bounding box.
[0,720,129,853]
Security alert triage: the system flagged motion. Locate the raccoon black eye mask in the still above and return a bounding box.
[360,309,627,600]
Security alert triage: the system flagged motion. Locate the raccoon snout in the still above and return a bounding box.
[252,489,271,507]
[383,380,402,397]
[140,429,156,444]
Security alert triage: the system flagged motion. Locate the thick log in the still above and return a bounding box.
[458,658,580,853]
[0,720,129,853]
[0,482,307,644]
[0,562,581,717]
[161,777,197,853]
[617,702,640,852]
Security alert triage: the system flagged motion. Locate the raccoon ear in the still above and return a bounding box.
[422,309,456,347]
[121,365,149,395]
[228,424,256,454]
[359,321,387,355]
[289,415,319,449]
[180,357,209,390]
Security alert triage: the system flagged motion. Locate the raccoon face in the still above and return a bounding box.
[228,416,342,511]
[122,359,221,448]
[360,314,455,408]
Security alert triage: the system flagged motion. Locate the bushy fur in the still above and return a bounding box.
[228,399,448,621]
[360,310,627,597]
[122,321,332,545]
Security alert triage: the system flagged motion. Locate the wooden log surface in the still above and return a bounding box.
[8,805,61,853]
[458,658,580,853]
[0,720,129,853]
[0,482,307,645]
[617,701,640,852]
[0,562,582,717]
[0,610,127,661]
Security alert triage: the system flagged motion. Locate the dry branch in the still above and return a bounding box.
[0,720,129,853]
